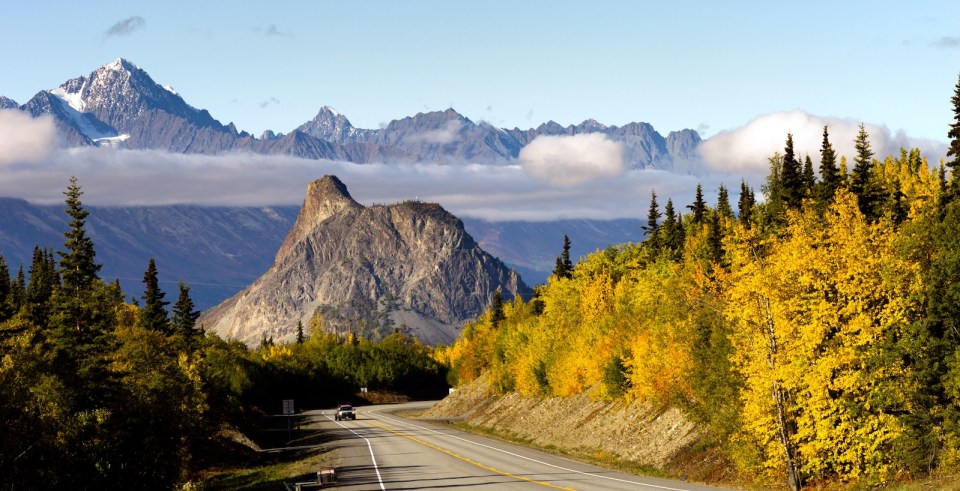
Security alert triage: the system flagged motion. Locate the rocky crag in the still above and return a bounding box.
[200,176,530,346]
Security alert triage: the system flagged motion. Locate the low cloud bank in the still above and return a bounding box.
[0,110,57,167]
[0,109,947,221]
[520,133,626,186]
[699,110,947,174]
[0,145,725,221]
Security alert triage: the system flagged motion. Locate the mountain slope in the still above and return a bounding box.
[0,198,298,310]
[200,176,530,346]
[13,58,701,167]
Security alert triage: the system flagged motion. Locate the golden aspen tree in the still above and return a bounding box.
[726,189,921,487]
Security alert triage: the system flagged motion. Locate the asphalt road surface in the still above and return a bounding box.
[304,401,735,491]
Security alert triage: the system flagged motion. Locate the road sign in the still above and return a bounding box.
[282,399,295,415]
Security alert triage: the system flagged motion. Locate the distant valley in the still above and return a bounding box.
[0,197,644,312]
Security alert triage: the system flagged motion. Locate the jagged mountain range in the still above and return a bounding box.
[5,58,701,167]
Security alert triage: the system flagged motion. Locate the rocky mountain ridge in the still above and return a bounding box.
[8,58,701,168]
[199,176,531,346]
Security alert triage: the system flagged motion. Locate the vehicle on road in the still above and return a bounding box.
[335,404,356,421]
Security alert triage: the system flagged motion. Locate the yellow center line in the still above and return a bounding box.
[366,419,577,490]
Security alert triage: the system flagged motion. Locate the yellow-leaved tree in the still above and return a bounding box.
[725,189,921,488]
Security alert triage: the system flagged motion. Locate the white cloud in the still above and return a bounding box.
[519,133,626,186]
[406,119,462,144]
[699,110,948,174]
[0,144,744,222]
[0,110,57,167]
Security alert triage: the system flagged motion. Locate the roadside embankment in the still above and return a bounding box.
[423,375,709,475]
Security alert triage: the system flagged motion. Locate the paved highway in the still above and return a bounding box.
[304,402,734,491]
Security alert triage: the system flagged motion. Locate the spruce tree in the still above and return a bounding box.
[171,281,200,347]
[662,199,683,259]
[552,234,574,279]
[296,319,305,344]
[58,177,101,294]
[139,258,170,334]
[26,246,55,326]
[717,184,734,219]
[850,124,876,218]
[644,190,662,250]
[817,125,840,208]
[763,152,787,226]
[802,154,816,196]
[490,288,505,328]
[780,133,803,209]
[12,263,26,313]
[688,184,706,225]
[947,72,960,176]
[738,180,756,227]
[0,255,10,322]
[48,178,118,412]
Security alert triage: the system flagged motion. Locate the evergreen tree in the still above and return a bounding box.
[139,258,170,334]
[706,211,725,266]
[850,123,877,217]
[717,184,734,219]
[662,199,684,259]
[946,72,960,182]
[11,263,26,313]
[817,125,840,208]
[763,152,787,226]
[490,288,505,328]
[58,177,101,294]
[738,179,756,227]
[171,281,200,347]
[802,154,816,196]
[688,184,707,224]
[296,319,305,344]
[644,190,662,250]
[780,133,803,209]
[48,178,119,413]
[0,255,10,322]
[25,246,56,326]
[552,234,574,279]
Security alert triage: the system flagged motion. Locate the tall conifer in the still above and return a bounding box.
[818,126,840,208]
[688,184,706,224]
[171,281,200,347]
[139,258,170,334]
[850,124,876,218]
[947,72,960,174]
[780,133,803,209]
[0,255,10,322]
[58,177,101,294]
[717,184,734,219]
[644,191,662,250]
[738,180,755,227]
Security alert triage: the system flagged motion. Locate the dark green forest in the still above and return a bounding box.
[0,178,447,490]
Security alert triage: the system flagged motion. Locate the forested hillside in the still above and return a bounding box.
[0,178,447,489]
[437,78,960,489]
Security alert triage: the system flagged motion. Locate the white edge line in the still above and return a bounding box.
[371,410,697,491]
[324,411,386,490]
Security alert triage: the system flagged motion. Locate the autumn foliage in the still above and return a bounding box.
[438,139,960,488]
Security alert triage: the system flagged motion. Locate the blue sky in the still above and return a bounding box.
[3,1,959,141]
[1,1,959,220]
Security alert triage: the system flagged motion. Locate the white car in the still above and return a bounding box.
[335,404,356,421]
